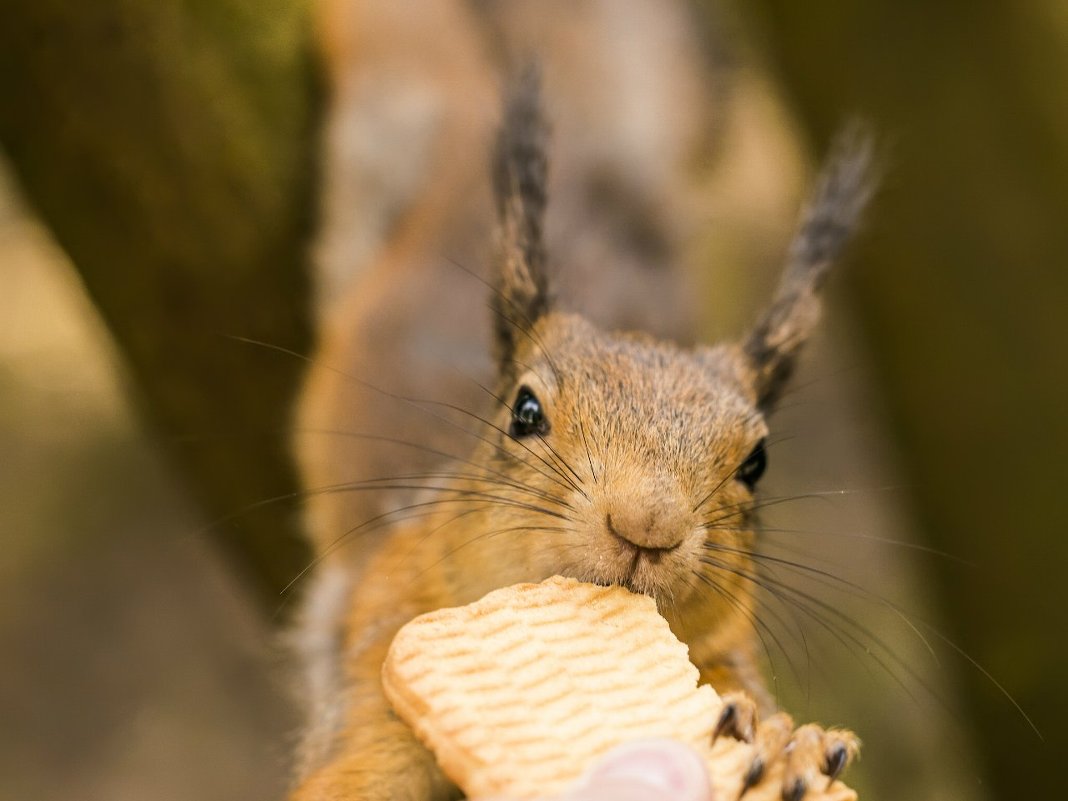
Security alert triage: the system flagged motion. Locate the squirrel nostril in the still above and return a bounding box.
[606,512,684,554]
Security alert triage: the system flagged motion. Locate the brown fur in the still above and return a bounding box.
[291,3,873,798]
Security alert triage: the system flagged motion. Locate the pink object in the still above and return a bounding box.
[564,740,713,801]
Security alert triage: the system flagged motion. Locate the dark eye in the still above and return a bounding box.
[510,386,549,439]
[736,438,767,490]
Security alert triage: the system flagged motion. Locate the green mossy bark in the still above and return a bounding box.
[0,0,321,605]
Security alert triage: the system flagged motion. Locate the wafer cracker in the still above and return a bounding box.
[382,576,856,800]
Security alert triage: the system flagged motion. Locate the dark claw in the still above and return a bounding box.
[739,756,764,796]
[823,743,848,783]
[714,703,738,741]
[783,778,807,801]
[714,699,756,743]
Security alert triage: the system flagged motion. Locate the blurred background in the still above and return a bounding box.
[2,2,1065,799]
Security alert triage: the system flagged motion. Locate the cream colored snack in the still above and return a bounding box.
[382,576,856,800]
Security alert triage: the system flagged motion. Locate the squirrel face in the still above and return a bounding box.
[446,68,874,627]
[481,313,768,606]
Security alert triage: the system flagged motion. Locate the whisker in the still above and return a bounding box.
[228,334,579,497]
[280,499,469,595]
[349,470,575,510]
[444,255,567,389]
[579,418,598,483]
[703,539,939,662]
[690,434,793,515]
[920,624,1043,740]
[283,490,570,595]
[755,524,972,565]
[410,523,577,586]
[699,553,926,707]
[293,428,570,508]
[386,504,500,575]
[492,302,566,392]
[700,486,907,534]
[456,359,590,499]
[535,432,587,489]
[689,568,796,696]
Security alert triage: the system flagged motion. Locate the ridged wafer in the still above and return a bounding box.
[382,576,856,800]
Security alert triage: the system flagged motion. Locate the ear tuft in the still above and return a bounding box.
[491,63,551,368]
[745,122,879,408]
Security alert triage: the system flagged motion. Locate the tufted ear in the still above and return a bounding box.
[490,65,552,370]
[744,124,878,408]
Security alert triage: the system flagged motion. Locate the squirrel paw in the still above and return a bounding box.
[779,724,861,801]
[714,691,760,743]
[738,711,794,795]
[730,712,859,800]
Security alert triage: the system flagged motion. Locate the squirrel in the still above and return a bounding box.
[289,2,874,799]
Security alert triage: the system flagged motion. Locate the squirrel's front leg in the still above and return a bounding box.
[291,706,458,801]
[290,627,459,801]
[292,573,460,801]
[695,643,776,715]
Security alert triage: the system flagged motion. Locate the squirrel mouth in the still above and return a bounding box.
[590,573,656,599]
[612,549,675,599]
[582,526,684,599]
[619,538,677,577]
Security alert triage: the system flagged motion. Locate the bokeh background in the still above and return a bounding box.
[2,2,1065,799]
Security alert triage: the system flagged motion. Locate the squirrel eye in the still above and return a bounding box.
[510,386,549,439]
[736,438,767,490]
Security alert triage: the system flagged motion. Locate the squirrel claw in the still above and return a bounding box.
[821,729,861,786]
[782,777,808,801]
[740,755,765,795]
[738,712,793,798]
[781,724,861,800]
[715,692,759,743]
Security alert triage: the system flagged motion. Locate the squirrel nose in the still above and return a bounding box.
[604,482,692,552]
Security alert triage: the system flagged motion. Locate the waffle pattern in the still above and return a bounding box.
[382,577,855,800]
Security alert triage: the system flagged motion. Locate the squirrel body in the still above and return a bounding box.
[291,3,873,799]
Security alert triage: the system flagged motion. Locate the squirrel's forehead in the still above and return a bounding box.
[556,357,759,429]
[559,383,764,465]
[526,321,758,425]
[553,347,743,398]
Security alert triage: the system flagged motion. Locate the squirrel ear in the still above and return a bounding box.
[744,123,878,408]
[491,64,551,369]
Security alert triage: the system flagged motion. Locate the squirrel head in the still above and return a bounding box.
[460,68,875,622]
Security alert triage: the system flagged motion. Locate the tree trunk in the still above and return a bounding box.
[0,0,321,605]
